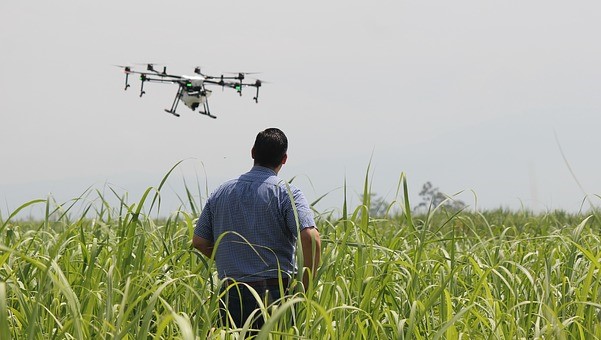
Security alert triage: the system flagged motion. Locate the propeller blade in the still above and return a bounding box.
[194,66,206,75]
[248,77,270,84]
[113,65,133,73]
[224,71,261,75]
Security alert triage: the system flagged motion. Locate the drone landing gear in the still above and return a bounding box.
[198,101,216,119]
[200,111,217,119]
[164,109,180,117]
[164,85,184,117]
[163,85,217,119]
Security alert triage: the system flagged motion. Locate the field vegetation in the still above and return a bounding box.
[1,170,600,339]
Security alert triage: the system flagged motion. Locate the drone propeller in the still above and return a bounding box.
[130,63,167,75]
[224,71,261,81]
[246,76,268,85]
[114,65,132,71]
[133,62,163,67]
[194,66,208,76]
[225,71,261,75]
[143,63,169,75]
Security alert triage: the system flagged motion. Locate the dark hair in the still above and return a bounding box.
[253,128,288,168]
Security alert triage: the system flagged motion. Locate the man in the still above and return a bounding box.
[192,128,321,330]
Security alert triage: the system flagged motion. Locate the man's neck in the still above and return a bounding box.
[253,163,281,175]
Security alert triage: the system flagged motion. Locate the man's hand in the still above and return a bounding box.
[300,227,321,288]
[192,235,214,258]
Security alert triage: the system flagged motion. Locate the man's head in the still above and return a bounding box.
[252,128,288,169]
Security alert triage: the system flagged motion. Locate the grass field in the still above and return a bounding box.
[1,172,600,339]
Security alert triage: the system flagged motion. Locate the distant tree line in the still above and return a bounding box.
[361,182,466,217]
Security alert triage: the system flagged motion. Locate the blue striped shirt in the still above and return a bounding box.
[194,166,316,280]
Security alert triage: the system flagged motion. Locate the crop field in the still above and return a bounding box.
[1,174,600,339]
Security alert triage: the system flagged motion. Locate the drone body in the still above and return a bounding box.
[173,75,214,117]
[180,76,213,112]
[118,64,262,118]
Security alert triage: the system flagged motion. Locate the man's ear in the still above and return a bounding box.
[281,153,288,165]
[251,147,256,160]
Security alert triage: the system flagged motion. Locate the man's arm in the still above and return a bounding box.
[300,226,321,288]
[192,235,214,258]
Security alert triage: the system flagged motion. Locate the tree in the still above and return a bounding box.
[360,193,391,218]
[415,182,466,212]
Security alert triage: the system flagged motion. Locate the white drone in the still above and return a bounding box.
[117,64,263,118]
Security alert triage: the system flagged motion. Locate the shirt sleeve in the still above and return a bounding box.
[195,200,214,241]
[284,185,316,235]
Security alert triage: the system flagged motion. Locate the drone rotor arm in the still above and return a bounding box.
[202,79,237,88]
[144,78,180,84]
[141,74,182,81]
[201,79,221,86]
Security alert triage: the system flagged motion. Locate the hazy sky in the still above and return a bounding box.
[1,1,600,217]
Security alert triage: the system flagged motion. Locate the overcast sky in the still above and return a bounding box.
[1,1,600,217]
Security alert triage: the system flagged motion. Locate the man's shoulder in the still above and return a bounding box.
[209,178,238,196]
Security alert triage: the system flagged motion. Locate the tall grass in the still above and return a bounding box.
[0,169,600,339]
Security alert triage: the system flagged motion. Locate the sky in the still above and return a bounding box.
[1,1,600,218]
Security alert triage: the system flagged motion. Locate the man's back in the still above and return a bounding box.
[195,166,315,281]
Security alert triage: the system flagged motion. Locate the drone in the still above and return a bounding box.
[117,64,263,118]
